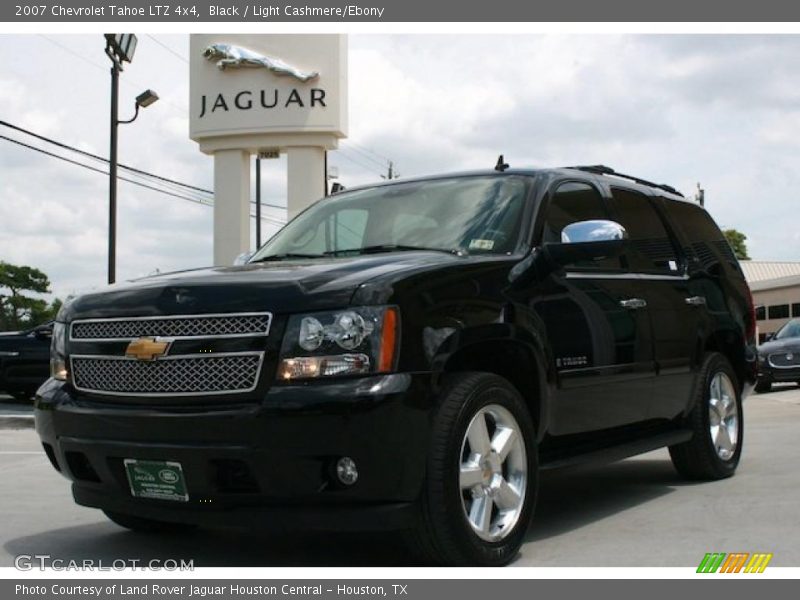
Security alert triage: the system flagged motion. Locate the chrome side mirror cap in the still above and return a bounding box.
[561,220,628,244]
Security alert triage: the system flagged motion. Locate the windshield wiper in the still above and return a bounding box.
[250,253,326,262]
[324,244,467,257]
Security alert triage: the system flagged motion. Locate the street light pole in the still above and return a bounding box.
[104,34,158,285]
[108,60,120,284]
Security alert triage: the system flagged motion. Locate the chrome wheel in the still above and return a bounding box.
[459,404,527,541]
[708,372,739,461]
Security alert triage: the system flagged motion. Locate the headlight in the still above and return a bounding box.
[50,322,68,381]
[278,306,399,380]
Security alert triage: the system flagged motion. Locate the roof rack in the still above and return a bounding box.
[566,165,684,197]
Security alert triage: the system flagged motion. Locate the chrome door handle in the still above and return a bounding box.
[685,296,707,306]
[619,298,647,309]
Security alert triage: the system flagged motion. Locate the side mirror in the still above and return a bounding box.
[34,324,53,340]
[233,251,253,266]
[544,220,627,265]
[765,333,774,342]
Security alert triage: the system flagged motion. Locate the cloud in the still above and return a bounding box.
[2,33,800,306]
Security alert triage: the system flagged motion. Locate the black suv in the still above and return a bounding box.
[35,166,757,566]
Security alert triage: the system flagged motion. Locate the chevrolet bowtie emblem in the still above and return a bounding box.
[125,337,172,361]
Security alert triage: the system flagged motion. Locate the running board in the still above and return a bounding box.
[539,429,693,471]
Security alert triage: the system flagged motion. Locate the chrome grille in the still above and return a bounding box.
[70,312,271,341]
[768,352,800,368]
[70,353,263,397]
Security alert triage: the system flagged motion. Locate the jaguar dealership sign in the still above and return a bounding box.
[189,34,348,267]
[190,34,347,142]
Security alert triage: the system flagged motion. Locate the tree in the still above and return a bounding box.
[723,229,750,261]
[0,262,61,330]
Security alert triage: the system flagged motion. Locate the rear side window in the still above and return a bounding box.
[541,181,621,271]
[609,187,679,274]
[660,199,736,270]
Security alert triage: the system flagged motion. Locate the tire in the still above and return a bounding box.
[669,353,743,480]
[103,510,198,534]
[754,378,772,393]
[407,372,538,566]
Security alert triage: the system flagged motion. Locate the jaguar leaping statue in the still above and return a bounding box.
[202,43,319,82]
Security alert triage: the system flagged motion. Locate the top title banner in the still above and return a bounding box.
[5,0,800,22]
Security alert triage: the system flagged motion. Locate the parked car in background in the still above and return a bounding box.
[756,318,800,392]
[0,321,53,401]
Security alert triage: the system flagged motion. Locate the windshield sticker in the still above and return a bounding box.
[469,239,495,250]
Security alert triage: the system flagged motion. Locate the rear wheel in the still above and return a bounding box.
[407,372,537,566]
[669,353,743,480]
[103,510,198,534]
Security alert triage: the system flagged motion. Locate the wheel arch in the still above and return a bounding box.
[437,338,550,441]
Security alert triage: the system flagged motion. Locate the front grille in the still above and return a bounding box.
[70,353,263,396]
[768,352,800,368]
[70,312,271,341]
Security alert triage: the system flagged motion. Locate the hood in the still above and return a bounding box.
[61,252,461,321]
[759,337,800,355]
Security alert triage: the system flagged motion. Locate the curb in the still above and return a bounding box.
[0,415,35,430]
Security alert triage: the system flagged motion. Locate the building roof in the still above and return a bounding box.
[739,261,800,283]
[740,261,800,292]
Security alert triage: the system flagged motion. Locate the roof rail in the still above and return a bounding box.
[566,165,684,197]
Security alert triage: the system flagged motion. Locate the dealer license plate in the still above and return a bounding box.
[123,459,189,502]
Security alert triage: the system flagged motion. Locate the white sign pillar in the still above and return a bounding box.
[189,34,348,266]
[286,146,326,219]
[213,149,250,263]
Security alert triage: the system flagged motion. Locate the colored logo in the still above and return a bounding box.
[697,552,773,573]
[125,337,172,361]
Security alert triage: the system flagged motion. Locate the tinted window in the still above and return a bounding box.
[660,200,730,270]
[775,318,800,340]
[610,188,679,274]
[769,305,790,320]
[252,176,529,260]
[541,181,620,270]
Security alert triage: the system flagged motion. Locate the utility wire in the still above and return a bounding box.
[37,35,189,115]
[0,134,287,225]
[145,34,189,64]
[341,143,389,169]
[0,119,288,212]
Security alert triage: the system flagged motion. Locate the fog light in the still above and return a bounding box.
[336,456,359,486]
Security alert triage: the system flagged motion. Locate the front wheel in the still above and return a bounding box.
[669,353,743,480]
[407,372,537,566]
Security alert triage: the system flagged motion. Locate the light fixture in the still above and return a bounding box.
[105,33,137,64]
[135,89,159,108]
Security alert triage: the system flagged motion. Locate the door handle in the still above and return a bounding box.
[619,298,647,309]
[685,296,707,306]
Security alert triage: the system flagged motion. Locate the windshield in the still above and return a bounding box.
[250,176,530,261]
[774,318,800,340]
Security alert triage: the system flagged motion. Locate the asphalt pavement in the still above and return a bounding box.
[1,386,798,567]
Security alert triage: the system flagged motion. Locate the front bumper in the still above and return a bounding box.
[34,373,435,531]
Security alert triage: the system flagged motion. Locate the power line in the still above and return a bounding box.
[0,135,211,207]
[37,34,189,115]
[145,35,189,64]
[334,148,386,177]
[1,134,287,225]
[340,143,388,169]
[0,119,291,213]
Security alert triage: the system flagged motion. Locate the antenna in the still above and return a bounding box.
[495,155,509,172]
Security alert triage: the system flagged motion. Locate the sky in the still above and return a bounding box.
[1,34,799,301]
